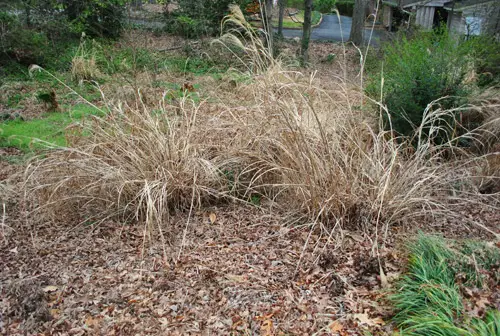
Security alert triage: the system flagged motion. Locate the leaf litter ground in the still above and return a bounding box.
[1,199,396,334]
[1,35,499,335]
[1,152,500,335]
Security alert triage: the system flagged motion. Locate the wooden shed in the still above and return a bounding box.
[402,0,500,35]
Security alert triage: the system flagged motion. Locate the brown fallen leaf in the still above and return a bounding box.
[50,309,60,318]
[371,317,386,325]
[182,82,195,92]
[379,265,389,288]
[85,315,100,327]
[329,320,344,332]
[226,274,247,283]
[260,319,273,336]
[209,212,217,224]
[255,313,275,321]
[42,285,58,293]
[352,313,385,326]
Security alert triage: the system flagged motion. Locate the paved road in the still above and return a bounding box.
[279,14,384,44]
[130,14,385,44]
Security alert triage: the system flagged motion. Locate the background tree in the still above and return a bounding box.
[164,0,250,38]
[262,0,274,53]
[20,0,34,27]
[131,0,143,9]
[314,0,335,13]
[349,0,365,45]
[300,0,312,65]
[277,0,286,37]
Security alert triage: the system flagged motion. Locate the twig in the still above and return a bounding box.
[1,203,7,243]
[157,46,183,52]
[177,175,197,264]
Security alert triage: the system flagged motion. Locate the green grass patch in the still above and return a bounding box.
[391,234,500,335]
[0,104,103,151]
[163,56,227,76]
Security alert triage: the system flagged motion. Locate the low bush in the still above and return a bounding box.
[367,28,473,141]
[1,0,126,71]
[164,0,251,38]
[314,0,336,13]
[63,0,125,39]
[166,15,210,39]
[0,12,49,66]
[465,35,500,87]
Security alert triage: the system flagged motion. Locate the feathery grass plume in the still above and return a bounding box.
[24,19,498,247]
[463,89,500,195]
[229,69,486,240]
[210,11,494,237]
[212,4,278,74]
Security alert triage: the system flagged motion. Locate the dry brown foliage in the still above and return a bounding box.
[24,7,499,242]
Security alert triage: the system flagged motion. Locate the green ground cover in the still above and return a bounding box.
[392,234,500,335]
[0,104,103,151]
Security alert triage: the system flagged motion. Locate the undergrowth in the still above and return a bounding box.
[392,234,500,336]
[23,6,499,245]
[0,104,103,151]
[366,27,500,141]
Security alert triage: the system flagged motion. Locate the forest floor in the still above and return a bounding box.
[1,154,499,335]
[1,30,499,335]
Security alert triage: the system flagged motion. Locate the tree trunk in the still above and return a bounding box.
[262,0,274,54]
[350,0,365,45]
[278,0,286,37]
[301,0,313,66]
[22,0,32,27]
[132,0,143,10]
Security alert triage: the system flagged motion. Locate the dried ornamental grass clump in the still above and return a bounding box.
[25,100,233,231]
[71,36,102,83]
[230,74,479,239]
[24,9,498,244]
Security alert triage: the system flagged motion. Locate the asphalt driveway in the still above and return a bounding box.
[130,13,385,45]
[279,14,384,44]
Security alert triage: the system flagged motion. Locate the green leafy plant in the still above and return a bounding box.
[391,234,500,336]
[367,28,472,141]
[314,0,336,13]
[169,15,208,38]
[464,35,500,87]
[164,0,251,38]
[64,0,126,39]
[0,12,49,66]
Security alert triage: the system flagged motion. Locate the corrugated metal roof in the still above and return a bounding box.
[444,0,498,10]
[402,0,450,7]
